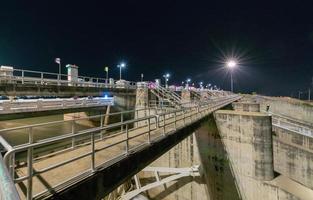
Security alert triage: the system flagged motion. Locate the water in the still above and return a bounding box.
[0,114,95,161]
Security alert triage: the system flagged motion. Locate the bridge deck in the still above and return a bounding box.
[2,95,239,200]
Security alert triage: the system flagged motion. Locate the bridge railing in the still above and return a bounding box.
[0,155,20,200]
[0,95,240,200]
[0,68,137,89]
[0,97,114,114]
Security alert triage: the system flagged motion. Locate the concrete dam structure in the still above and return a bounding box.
[214,99,313,200]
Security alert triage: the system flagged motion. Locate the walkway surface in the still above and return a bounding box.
[6,96,239,199]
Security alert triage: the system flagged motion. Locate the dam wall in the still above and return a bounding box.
[214,110,302,200]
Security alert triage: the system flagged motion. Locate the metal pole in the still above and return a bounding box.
[91,132,95,171]
[106,70,108,83]
[59,62,61,76]
[309,88,311,101]
[126,124,129,154]
[27,127,33,200]
[230,72,233,92]
[119,66,122,80]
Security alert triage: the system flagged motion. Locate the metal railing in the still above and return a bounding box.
[0,68,137,89]
[0,156,20,200]
[0,97,114,114]
[266,112,313,138]
[0,95,240,200]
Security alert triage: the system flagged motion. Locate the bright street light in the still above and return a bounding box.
[185,78,191,89]
[199,81,203,89]
[163,73,170,88]
[117,62,126,80]
[226,60,237,92]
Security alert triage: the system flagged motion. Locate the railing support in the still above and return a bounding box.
[125,124,129,154]
[71,121,76,148]
[148,118,151,144]
[27,127,33,200]
[91,132,95,171]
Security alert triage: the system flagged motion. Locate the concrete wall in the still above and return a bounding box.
[232,102,260,112]
[255,96,313,126]
[138,133,209,200]
[213,110,303,200]
[273,126,313,189]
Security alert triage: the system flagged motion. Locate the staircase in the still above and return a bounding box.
[190,90,202,100]
[150,84,182,108]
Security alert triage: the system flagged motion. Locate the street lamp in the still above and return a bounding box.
[226,60,237,92]
[163,73,170,88]
[117,62,126,80]
[199,82,203,89]
[186,78,191,89]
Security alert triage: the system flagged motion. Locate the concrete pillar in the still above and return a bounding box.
[181,89,191,103]
[214,110,274,181]
[232,102,260,112]
[104,105,110,125]
[66,64,79,86]
[135,82,149,126]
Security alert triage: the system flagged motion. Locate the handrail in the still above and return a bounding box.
[0,94,240,200]
[0,68,137,89]
[0,107,148,134]
[0,156,20,200]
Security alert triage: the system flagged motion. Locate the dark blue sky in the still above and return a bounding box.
[1,1,313,97]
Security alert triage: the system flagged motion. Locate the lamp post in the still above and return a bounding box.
[117,62,126,80]
[226,60,237,92]
[199,82,203,90]
[186,78,191,89]
[163,73,170,88]
[104,66,109,83]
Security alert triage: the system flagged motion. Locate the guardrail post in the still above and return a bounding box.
[91,132,95,171]
[27,127,33,200]
[174,112,177,130]
[121,113,124,132]
[100,115,104,139]
[163,115,166,136]
[71,121,76,148]
[148,118,151,144]
[125,124,129,154]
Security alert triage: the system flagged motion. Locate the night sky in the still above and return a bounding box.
[1,1,313,97]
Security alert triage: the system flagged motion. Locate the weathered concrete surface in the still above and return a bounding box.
[273,125,313,189]
[232,102,260,112]
[213,110,307,200]
[137,133,209,200]
[254,95,313,126]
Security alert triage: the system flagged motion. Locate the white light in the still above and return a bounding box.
[187,78,191,82]
[120,63,126,67]
[227,60,236,68]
